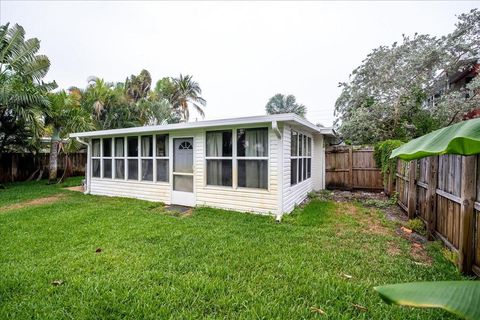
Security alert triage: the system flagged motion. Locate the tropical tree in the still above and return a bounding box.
[0,23,55,152]
[125,69,152,102]
[45,90,94,182]
[170,74,206,121]
[265,94,307,117]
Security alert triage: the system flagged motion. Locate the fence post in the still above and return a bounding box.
[459,155,476,274]
[348,146,353,190]
[407,160,417,219]
[425,156,438,240]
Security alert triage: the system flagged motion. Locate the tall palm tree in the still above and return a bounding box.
[125,69,152,103]
[171,74,206,121]
[45,90,94,183]
[0,23,55,152]
[265,94,307,118]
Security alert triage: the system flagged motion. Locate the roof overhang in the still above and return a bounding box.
[70,113,335,139]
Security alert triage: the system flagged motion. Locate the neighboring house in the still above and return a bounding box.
[426,57,479,109]
[70,114,334,219]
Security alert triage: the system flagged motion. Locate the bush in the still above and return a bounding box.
[405,218,426,236]
[373,140,404,186]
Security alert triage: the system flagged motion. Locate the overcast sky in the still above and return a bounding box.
[1,1,478,126]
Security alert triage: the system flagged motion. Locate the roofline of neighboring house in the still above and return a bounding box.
[70,113,335,138]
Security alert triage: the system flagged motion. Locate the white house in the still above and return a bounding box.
[70,114,334,219]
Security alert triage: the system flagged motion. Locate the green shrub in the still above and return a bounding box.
[405,218,426,236]
[373,140,404,186]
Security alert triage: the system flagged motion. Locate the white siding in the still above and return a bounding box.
[87,122,325,216]
[281,125,320,214]
[90,179,171,203]
[194,127,279,214]
[312,134,325,191]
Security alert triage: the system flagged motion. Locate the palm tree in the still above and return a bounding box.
[125,69,152,103]
[0,23,55,152]
[45,90,94,183]
[265,94,307,118]
[171,74,206,121]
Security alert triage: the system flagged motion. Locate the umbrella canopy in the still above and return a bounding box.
[390,118,480,161]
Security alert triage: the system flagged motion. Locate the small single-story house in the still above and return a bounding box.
[70,114,334,219]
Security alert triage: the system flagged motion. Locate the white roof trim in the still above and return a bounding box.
[70,113,335,138]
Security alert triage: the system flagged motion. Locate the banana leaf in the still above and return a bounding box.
[374,281,480,320]
[390,118,480,160]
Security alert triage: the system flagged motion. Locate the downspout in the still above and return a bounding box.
[75,137,91,194]
[272,120,283,222]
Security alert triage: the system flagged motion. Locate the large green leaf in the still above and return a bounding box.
[374,281,480,320]
[390,118,480,160]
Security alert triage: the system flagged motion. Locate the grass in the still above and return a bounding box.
[0,179,464,319]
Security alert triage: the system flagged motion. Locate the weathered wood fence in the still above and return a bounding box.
[0,153,86,183]
[396,155,480,275]
[325,146,383,191]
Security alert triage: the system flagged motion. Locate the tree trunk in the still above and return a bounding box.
[48,127,61,183]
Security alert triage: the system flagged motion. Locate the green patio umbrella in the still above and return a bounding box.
[390,117,480,160]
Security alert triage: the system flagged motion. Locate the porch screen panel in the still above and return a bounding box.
[206,130,232,187]
[237,128,268,189]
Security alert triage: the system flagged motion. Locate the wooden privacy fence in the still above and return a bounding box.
[0,153,86,183]
[325,146,383,191]
[396,155,480,275]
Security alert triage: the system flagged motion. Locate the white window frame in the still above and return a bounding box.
[126,135,140,181]
[101,137,113,179]
[154,134,170,183]
[91,138,101,178]
[205,129,234,187]
[291,130,312,186]
[236,127,269,190]
[112,137,126,180]
[140,135,154,182]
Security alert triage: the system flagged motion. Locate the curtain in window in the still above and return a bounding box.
[115,159,124,179]
[115,138,124,157]
[207,132,223,185]
[245,129,267,157]
[92,159,100,177]
[141,136,152,157]
[238,160,267,189]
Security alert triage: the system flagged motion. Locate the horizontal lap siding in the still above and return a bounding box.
[282,125,314,214]
[194,129,279,215]
[90,179,170,203]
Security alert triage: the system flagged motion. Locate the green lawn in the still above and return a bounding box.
[0,179,464,319]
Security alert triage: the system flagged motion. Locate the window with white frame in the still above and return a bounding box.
[102,138,112,179]
[127,136,139,180]
[237,128,268,189]
[206,130,232,187]
[92,138,101,178]
[156,134,169,182]
[291,130,312,185]
[114,137,125,179]
[140,135,153,181]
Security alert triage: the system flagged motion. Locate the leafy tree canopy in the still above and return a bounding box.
[335,9,480,144]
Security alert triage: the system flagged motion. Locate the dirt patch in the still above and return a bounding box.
[387,241,401,256]
[0,194,64,213]
[396,226,432,265]
[335,202,392,236]
[64,186,84,192]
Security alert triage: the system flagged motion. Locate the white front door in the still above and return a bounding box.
[171,137,195,206]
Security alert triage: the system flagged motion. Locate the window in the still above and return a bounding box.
[141,135,153,181]
[237,128,268,189]
[206,130,232,187]
[102,138,112,178]
[291,130,312,185]
[127,136,138,180]
[114,137,125,179]
[92,138,100,178]
[156,134,169,182]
